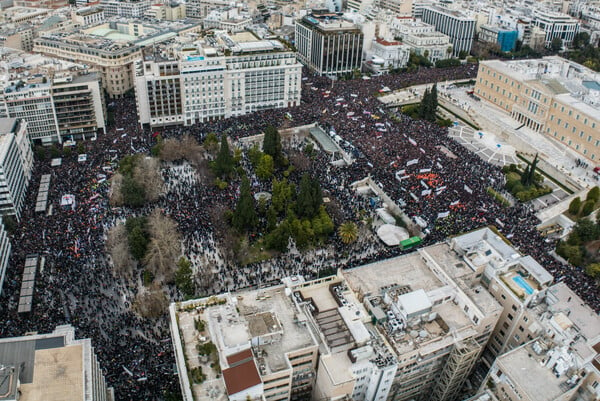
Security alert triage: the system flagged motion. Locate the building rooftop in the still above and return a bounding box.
[0,326,91,401]
[497,341,580,401]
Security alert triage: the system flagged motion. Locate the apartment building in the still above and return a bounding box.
[0,118,33,221]
[185,0,229,20]
[0,325,114,401]
[170,280,319,401]
[146,3,186,21]
[532,9,580,48]
[379,0,413,16]
[171,236,504,401]
[0,216,11,296]
[135,35,301,127]
[450,228,555,365]
[295,10,364,77]
[482,338,598,401]
[0,68,105,143]
[474,57,600,161]
[420,6,476,56]
[390,18,453,62]
[0,25,34,52]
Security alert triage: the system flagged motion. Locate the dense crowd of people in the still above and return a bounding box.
[0,64,597,399]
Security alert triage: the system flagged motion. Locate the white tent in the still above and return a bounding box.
[376,224,409,246]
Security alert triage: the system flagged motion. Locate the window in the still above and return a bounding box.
[507,313,514,321]
[519,325,524,332]
[511,304,517,311]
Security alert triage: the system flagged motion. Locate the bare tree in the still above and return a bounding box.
[106,223,135,278]
[143,209,181,283]
[133,157,164,202]
[159,138,185,162]
[133,284,168,318]
[180,134,204,164]
[109,172,124,206]
[288,150,311,172]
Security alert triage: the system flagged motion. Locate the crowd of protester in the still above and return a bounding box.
[0,64,597,399]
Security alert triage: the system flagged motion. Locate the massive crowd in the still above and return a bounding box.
[0,64,597,399]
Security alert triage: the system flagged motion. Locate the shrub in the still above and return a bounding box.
[568,197,582,215]
[581,200,596,217]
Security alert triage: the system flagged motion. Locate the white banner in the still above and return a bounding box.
[437,211,450,219]
[464,185,473,194]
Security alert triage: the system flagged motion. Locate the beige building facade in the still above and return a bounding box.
[474,57,600,161]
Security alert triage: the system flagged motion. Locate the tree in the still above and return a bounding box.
[580,200,595,217]
[271,178,295,214]
[174,257,195,299]
[256,154,274,180]
[133,156,164,202]
[568,197,582,215]
[419,88,430,120]
[144,209,182,283]
[203,133,219,154]
[232,176,257,232]
[586,186,600,203]
[213,136,234,178]
[107,224,135,278]
[121,175,146,207]
[550,37,563,52]
[572,32,590,49]
[458,50,468,59]
[262,126,283,166]
[572,218,600,243]
[338,221,358,244]
[296,174,322,219]
[586,263,600,279]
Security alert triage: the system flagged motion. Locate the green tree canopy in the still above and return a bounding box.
[568,197,582,215]
[256,154,274,181]
[174,257,195,299]
[213,136,234,178]
[122,175,146,207]
[232,175,257,232]
[338,221,358,244]
[586,186,600,203]
[296,173,323,219]
[262,126,283,166]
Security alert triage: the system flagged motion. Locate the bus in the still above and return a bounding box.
[400,236,422,250]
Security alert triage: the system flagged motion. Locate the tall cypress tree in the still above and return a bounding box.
[213,136,234,178]
[419,88,430,120]
[262,126,283,166]
[527,153,539,186]
[232,175,257,231]
[429,84,438,121]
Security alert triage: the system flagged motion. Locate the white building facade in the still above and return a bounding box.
[0,118,33,219]
[420,6,476,56]
[135,44,301,127]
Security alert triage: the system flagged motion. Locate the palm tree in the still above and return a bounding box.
[338,221,358,244]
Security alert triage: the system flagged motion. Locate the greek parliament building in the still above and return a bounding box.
[295,10,364,77]
[134,34,301,127]
[0,325,114,401]
[474,57,600,161]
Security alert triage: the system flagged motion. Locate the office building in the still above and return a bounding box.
[171,236,503,401]
[135,34,301,127]
[0,25,34,52]
[478,25,518,52]
[532,9,580,48]
[0,118,33,219]
[390,18,453,63]
[474,57,600,161]
[295,10,364,77]
[0,216,11,296]
[0,325,114,401]
[421,6,476,56]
